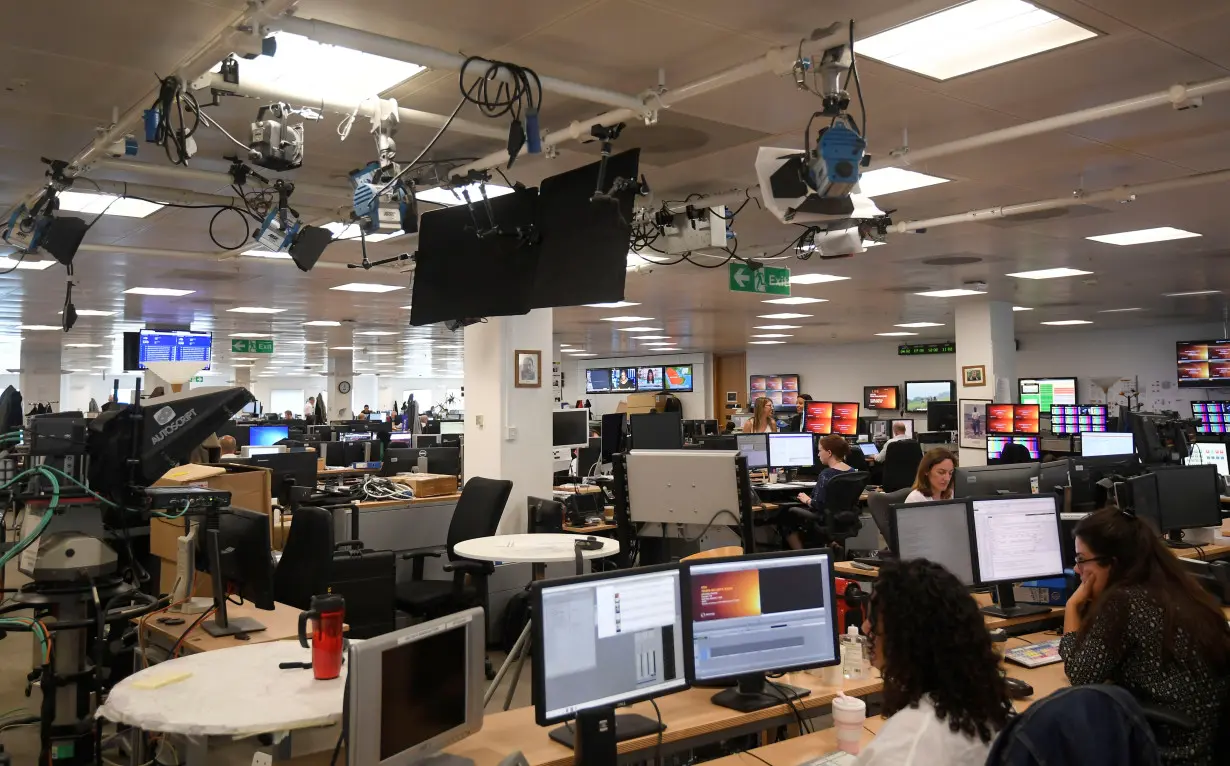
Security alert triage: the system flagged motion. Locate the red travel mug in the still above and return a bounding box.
[298,593,345,680]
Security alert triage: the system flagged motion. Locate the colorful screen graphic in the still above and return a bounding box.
[1013,404,1040,434]
[665,365,693,392]
[832,402,860,435]
[636,366,664,391]
[690,564,827,623]
[803,401,833,434]
[864,386,899,410]
[1178,340,1230,387]
[1051,405,1108,435]
[750,374,800,408]
[987,404,1015,434]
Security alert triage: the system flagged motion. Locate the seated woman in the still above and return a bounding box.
[853,559,1010,764]
[904,448,956,503]
[1061,508,1230,765]
[785,436,856,550]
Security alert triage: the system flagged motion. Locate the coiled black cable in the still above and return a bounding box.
[458,56,543,121]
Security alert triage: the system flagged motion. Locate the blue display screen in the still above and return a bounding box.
[249,426,288,446]
[138,330,212,370]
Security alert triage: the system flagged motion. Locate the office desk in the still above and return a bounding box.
[136,601,304,655]
[447,671,884,766]
[561,522,618,534]
[704,727,873,765]
[317,466,378,478]
[1174,540,1230,560]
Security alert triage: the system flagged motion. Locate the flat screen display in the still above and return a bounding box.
[749,374,799,409]
[138,329,212,370]
[1050,405,1108,435]
[609,368,638,392]
[987,435,1041,461]
[987,404,1015,434]
[379,624,467,760]
[864,386,899,411]
[637,366,665,391]
[1177,340,1230,388]
[249,425,288,446]
[969,496,1064,585]
[1013,404,1040,434]
[585,368,611,394]
[767,433,815,468]
[1019,377,1077,409]
[802,401,833,434]
[664,365,693,392]
[1190,401,1230,433]
[831,403,860,435]
[903,380,955,413]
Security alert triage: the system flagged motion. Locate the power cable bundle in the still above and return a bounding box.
[458,56,544,167]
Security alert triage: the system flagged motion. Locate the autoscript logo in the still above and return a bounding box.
[153,406,175,426]
[151,408,197,445]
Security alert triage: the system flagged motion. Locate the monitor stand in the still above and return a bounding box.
[1163,529,1196,549]
[979,583,1052,619]
[710,673,810,713]
[548,706,664,751]
[200,528,268,638]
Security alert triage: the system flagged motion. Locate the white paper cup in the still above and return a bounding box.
[832,694,867,754]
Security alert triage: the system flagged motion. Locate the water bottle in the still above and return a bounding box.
[841,624,869,680]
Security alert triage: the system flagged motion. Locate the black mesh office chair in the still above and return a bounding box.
[999,442,1034,465]
[272,506,334,611]
[865,486,912,542]
[881,439,924,492]
[821,471,870,557]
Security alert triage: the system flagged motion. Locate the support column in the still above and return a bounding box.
[234,365,253,392]
[327,350,354,421]
[20,342,62,412]
[464,309,554,534]
[955,300,1016,467]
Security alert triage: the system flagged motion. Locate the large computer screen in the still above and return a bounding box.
[684,551,839,681]
[831,403,859,435]
[1177,340,1230,388]
[889,500,975,585]
[969,495,1064,586]
[439,421,464,435]
[890,418,914,438]
[736,433,769,470]
[1188,442,1230,478]
[533,567,686,725]
[802,401,833,434]
[864,386,899,411]
[986,435,1041,461]
[138,329,213,370]
[664,365,694,393]
[1081,431,1135,457]
[249,425,288,447]
[1152,464,1222,532]
[585,368,612,394]
[1050,404,1108,435]
[903,380,955,413]
[1191,401,1230,433]
[600,412,626,460]
[630,412,683,450]
[610,367,638,392]
[637,366,665,391]
[1018,377,1077,409]
[767,433,814,468]
[986,404,1040,434]
[552,410,590,448]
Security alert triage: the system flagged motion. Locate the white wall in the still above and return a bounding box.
[560,353,712,419]
[745,322,1228,424]
[247,374,463,415]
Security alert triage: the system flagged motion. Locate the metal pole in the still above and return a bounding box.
[92,158,353,202]
[78,178,336,216]
[73,243,363,271]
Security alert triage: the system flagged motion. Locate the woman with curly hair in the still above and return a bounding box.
[852,559,1010,765]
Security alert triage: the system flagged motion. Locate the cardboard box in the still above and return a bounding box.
[149,463,274,561]
[625,393,659,415]
[390,473,459,498]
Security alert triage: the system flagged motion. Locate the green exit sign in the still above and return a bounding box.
[231,339,274,353]
[729,263,790,295]
[898,342,956,356]
[192,376,204,383]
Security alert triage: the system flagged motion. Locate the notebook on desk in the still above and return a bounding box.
[1005,637,1063,668]
[801,752,857,766]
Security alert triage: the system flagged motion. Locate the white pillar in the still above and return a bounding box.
[464,309,554,534]
[234,365,253,392]
[955,300,1016,467]
[327,350,354,421]
[20,342,62,412]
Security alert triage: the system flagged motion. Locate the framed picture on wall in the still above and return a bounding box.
[960,399,991,449]
[514,350,542,388]
[962,365,987,386]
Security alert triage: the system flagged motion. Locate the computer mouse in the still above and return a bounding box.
[1004,676,1033,700]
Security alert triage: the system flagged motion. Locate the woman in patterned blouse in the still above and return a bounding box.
[1060,508,1230,765]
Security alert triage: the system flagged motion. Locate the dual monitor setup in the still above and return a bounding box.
[533,549,839,763]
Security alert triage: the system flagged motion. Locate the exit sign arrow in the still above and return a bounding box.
[729,263,790,296]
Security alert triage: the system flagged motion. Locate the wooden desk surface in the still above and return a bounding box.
[137,601,303,655]
[704,727,872,765]
[354,493,462,509]
[1173,540,1230,560]
[448,671,884,766]
[318,467,378,477]
[561,522,617,534]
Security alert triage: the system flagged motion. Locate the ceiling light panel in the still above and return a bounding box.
[894,322,944,328]
[915,289,986,298]
[875,332,919,337]
[0,257,56,271]
[762,297,827,305]
[125,287,194,297]
[227,307,286,314]
[856,167,949,197]
[330,283,404,293]
[56,191,163,218]
[303,320,341,327]
[1040,320,1093,326]
[1087,227,1201,246]
[758,313,813,320]
[755,325,802,330]
[854,0,1098,80]
[584,302,640,308]
[416,183,514,207]
[789,274,849,285]
[1006,268,1092,280]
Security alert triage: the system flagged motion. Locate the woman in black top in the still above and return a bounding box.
[1060,508,1230,765]
[782,435,855,549]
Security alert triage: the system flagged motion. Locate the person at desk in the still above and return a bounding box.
[1060,508,1230,765]
[360,405,372,419]
[218,435,238,457]
[749,396,778,434]
[790,435,855,549]
[786,393,813,432]
[874,421,910,463]
[852,559,1010,765]
[904,447,955,503]
[282,410,294,420]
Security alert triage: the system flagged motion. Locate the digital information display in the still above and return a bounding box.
[1051,405,1107,435]
[986,404,1039,434]
[665,365,693,392]
[1019,378,1076,409]
[1178,340,1230,388]
[864,386,899,411]
[138,330,212,370]
[1192,401,1230,433]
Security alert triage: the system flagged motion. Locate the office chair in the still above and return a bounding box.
[880,439,923,492]
[845,446,869,472]
[999,442,1034,465]
[865,486,912,542]
[820,471,870,557]
[396,476,512,677]
[272,506,334,611]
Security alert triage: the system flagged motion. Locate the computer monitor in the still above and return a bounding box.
[858,442,879,458]
[194,508,274,636]
[986,435,1041,462]
[412,446,461,477]
[241,451,318,499]
[927,402,958,432]
[249,425,289,447]
[736,433,769,470]
[1137,465,1222,545]
[888,500,974,586]
[904,380,955,413]
[1188,442,1229,478]
[698,435,737,451]
[347,607,485,766]
[629,411,683,450]
[414,434,440,448]
[439,420,464,436]
[600,412,627,461]
[767,432,815,469]
[1038,459,1070,494]
[890,419,914,439]
[952,462,1041,498]
[968,494,1064,618]
[1050,404,1108,435]
[553,409,590,449]
[381,448,418,476]
[683,549,840,712]
[1081,431,1135,457]
[241,445,285,458]
[339,431,373,443]
[532,565,686,746]
[389,432,413,443]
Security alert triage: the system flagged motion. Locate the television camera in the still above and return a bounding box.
[0,385,255,765]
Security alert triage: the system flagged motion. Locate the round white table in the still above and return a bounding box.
[455,533,620,710]
[99,642,345,763]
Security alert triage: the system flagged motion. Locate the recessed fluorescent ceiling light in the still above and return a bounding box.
[367,351,395,355]
[59,309,114,317]
[1099,307,1144,313]
[241,248,293,259]
[229,333,271,338]
[626,253,672,269]
[1164,290,1220,297]
[1007,267,1092,280]
[758,313,813,320]
[56,190,163,218]
[223,31,424,101]
[749,341,786,345]
[856,167,949,197]
[895,322,944,328]
[1087,227,1201,246]
[600,316,653,322]
[356,330,396,336]
[303,320,341,327]
[752,334,793,338]
[330,283,404,293]
[227,306,285,314]
[1040,320,1093,326]
[292,340,325,345]
[616,326,663,332]
[322,222,404,242]
[570,353,597,357]
[854,0,1098,80]
[875,331,919,337]
[124,287,194,297]
[789,274,850,285]
[762,297,827,305]
[330,346,358,350]
[65,343,102,348]
[584,301,640,308]
[231,357,257,362]
[641,342,674,346]
[18,325,61,331]
[632,336,669,340]
[0,256,56,270]
[755,324,802,330]
[416,182,515,207]
[401,339,432,344]
[1013,306,1033,311]
[915,288,986,298]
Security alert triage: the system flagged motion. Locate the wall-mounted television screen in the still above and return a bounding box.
[986,403,1040,434]
[1177,340,1230,388]
[1019,377,1077,408]
[903,380,955,413]
[864,385,899,411]
[637,366,665,391]
[664,365,693,392]
[750,374,799,410]
[610,367,638,392]
[585,368,612,394]
[1051,405,1108,435]
[134,329,213,370]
